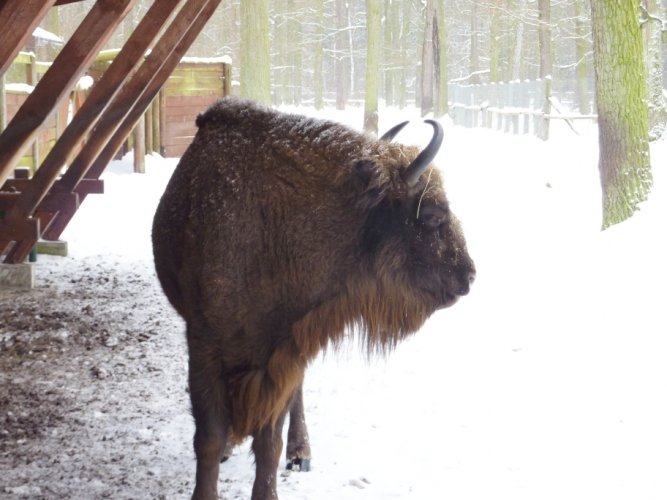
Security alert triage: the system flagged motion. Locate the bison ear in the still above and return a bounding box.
[352,159,386,209]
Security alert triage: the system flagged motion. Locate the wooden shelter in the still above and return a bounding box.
[0,0,223,274]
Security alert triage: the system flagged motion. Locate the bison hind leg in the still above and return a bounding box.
[188,327,230,500]
[286,382,312,472]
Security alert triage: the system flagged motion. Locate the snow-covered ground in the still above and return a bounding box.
[2,106,666,499]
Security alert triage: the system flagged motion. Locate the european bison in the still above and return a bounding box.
[152,97,475,500]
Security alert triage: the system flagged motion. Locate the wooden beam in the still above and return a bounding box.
[38,192,79,214]
[86,0,223,181]
[56,0,209,194]
[43,0,222,243]
[2,179,104,195]
[0,0,180,237]
[0,192,20,211]
[0,0,58,78]
[0,0,137,192]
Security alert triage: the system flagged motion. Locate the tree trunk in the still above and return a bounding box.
[643,0,667,140]
[289,0,303,106]
[240,0,271,104]
[435,0,447,116]
[313,0,324,110]
[511,0,526,81]
[469,2,481,84]
[334,0,348,109]
[489,2,501,82]
[590,0,653,229]
[364,0,381,134]
[398,0,411,108]
[537,0,552,80]
[420,0,435,116]
[574,0,591,114]
[537,0,552,139]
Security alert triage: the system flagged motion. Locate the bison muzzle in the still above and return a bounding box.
[152,97,475,500]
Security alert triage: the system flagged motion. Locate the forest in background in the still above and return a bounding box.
[24,0,667,228]
[41,0,666,115]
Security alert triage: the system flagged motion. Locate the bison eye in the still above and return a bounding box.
[418,205,449,229]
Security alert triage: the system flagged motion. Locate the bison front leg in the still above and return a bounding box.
[188,336,229,499]
[286,383,311,472]
[251,408,289,500]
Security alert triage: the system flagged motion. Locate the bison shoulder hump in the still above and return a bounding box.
[195,97,271,129]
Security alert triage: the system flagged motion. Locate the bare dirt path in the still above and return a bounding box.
[1,256,197,499]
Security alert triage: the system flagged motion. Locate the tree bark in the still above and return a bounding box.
[590,0,653,229]
[435,0,447,116]
[240,0,271,104]
[420,0,435,116]
[334,0,348,109]
[574,0,591,114]
[313,0,324,109]
[364,0,381,134]
[537,0,552,139]
[469,2,481,84]
[643,0,667,140]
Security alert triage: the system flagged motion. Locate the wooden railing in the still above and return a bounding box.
[448,79,597,140]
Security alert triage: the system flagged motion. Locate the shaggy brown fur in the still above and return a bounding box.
[152,97,475,500]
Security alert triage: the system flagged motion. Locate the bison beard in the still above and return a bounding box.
[152,97,475,500]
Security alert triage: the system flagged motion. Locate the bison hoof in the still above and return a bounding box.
[286,458,311,472]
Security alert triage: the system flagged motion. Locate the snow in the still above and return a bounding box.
[32,27,64,45]
[4,83,35,94]
[180,55,232,65]
[16,106,667,498]
[76,75,94,91]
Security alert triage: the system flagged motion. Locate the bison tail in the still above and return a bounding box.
[228,339,306,439]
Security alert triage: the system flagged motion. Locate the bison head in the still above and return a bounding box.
[295,118,475,355]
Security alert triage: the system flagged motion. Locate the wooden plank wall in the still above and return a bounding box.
[162,59,230,157]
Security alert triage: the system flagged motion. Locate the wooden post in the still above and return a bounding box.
[0,74,6,131]
[26,53,37,86]
[133,117,145,173]
[158,89,166,155]
[152,94,160,153]
[145,103,153,154]
[222,61,232,96]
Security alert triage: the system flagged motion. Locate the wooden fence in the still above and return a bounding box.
[448,79,597,139]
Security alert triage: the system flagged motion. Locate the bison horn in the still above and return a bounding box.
[402,119,444,187]
[379,120,409,142]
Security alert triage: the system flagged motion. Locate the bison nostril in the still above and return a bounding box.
[456,268,475,296]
